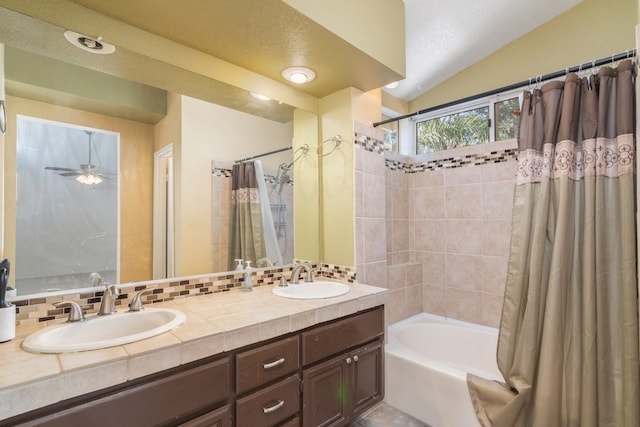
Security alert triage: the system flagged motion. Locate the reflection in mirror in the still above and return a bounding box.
[1,22,316,299]
[16,117,118,294]
[213,151,298,272]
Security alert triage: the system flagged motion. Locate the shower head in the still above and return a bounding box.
[273,162,291,194]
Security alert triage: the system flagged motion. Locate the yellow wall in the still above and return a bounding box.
[411,0,637,111]
[319,89,355,266]
[283,0,406,77]
[3,95,154,285]
[293,109,320,263]
[318,87,382,267]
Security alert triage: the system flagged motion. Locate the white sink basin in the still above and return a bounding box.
[272,281,350,299]
[22,308,185,353]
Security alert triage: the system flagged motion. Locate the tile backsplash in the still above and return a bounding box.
[11,263,356,327]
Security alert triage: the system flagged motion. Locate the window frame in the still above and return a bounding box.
[413,89,523,153]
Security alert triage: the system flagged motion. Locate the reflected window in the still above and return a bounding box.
[381,115,399,152]
[16,117,118,293]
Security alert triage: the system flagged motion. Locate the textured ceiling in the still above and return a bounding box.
[67,0,403,99]
[386,0,583,101]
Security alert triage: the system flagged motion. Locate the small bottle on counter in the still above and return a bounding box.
[243,261,252,292]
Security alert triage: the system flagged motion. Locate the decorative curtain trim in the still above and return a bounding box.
[231,187,260,204]
[516,134,635,184]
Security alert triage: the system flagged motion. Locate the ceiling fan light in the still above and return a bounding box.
[76,173,102,185]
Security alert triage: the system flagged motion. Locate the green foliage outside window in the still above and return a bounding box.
[416,96,521,153]
[416,107,489,154]
[495,98,520,141]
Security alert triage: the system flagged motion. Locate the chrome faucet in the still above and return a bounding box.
[290,263,315,284]
[98,284,120,315]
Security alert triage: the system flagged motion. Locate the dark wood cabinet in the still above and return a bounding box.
[178,405,232,427]
[301,340,383,427]
[3,306,384,427]
[1,355,231,427]
[236,374,300,427]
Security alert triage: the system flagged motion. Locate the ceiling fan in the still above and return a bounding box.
[44,130,115,185]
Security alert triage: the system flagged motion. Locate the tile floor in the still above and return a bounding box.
[350,402,430,427]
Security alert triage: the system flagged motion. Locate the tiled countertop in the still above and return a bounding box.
[0,282,388,420]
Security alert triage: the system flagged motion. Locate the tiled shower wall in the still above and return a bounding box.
[355,121,517,327]
[411,147,516,327]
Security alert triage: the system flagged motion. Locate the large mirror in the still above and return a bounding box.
[0,7,320,297]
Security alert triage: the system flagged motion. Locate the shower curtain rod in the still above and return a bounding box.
[235,146,292,164]
[373,48,636,128]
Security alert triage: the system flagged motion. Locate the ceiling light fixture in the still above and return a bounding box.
[282,66,316,84]
[64,30,115,55]
[384,81,399,89]
[76,173,102,185]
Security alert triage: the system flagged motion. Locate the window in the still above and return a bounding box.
[415,93,521,153]
[494,97,520,141]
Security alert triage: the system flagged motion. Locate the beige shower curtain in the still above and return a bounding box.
[468,60,639,426]
[228,161,266,270]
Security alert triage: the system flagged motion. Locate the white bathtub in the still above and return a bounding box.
[385,313,503,427]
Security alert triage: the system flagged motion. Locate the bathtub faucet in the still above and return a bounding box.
[290,263,315,284]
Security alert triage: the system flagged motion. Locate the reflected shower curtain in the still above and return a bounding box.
[468,60,639,426]
[228,161,266,270]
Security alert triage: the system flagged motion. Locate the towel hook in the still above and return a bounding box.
[317,135,342,157]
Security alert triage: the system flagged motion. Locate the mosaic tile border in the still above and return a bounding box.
[212,168,293,187]
[410,148,519,172]
[212,167,232,177]
[11,264,356,326]
[384,148,519,172]
[354,132,385,154]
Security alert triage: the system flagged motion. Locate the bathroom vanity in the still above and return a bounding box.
[0,283,387,426]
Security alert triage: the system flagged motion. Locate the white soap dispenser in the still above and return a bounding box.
[243,260,252,292]
[234,258,244,271]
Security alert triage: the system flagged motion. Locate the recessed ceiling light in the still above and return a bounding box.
[282,67,316,84]
[384,81,399,89]
[249,92,271,101]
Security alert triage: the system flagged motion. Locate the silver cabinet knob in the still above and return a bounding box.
[346,357,352,364]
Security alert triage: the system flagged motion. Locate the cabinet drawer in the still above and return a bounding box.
[236,335,300,394]
[301,307,384,366]
[12,356,231,427]
[279,416,300,427]
[236,375,300,427]
[178,404,231,427]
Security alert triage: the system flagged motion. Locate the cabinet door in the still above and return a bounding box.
[178,404,231,427]
[302,354,350,427]
[351,341,384,416]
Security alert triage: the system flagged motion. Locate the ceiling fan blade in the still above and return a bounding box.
[45,166,76,172]
[59,172,82,177]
